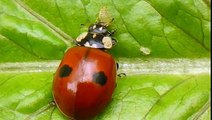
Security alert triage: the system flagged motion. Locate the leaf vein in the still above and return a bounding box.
[14,81,52,111]
[14,0,74,46]
[161,18,181,56]
[111,0,142,47]
[0,33,43,60]
[142,76,194,119]
[54,0,68,34]
[143,0,209,51]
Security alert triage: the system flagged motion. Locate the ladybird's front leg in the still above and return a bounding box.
[111,38,117,46]
[107,29,116,36]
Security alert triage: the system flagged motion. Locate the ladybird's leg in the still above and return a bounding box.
[50,100,56,106]
[112,38,117,46]
[117,73,126,77]
[116,63,127,78]
[111,29,116,35]
[49,101,57,119]
[24,100,56,120]
[107,29,116,36]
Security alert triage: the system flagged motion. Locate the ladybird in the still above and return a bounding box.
[53,22,117,120]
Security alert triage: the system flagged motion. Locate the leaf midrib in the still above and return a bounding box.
[0,58,210,74]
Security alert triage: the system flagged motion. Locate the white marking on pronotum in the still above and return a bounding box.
[92,25,96,29]
[102,37,112,49]
[99,27,103,31]
[0,59,210,74]
[76,32,88,42]
[84,42,98,48]
[92,34,97,38]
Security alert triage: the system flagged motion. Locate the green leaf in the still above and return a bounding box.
[0,0,210,120]
[0,0,210,62]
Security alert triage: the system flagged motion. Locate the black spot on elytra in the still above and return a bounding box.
[92,71,107,86]
[59,65,72,77]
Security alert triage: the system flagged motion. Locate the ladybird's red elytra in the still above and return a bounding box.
[53,46,117,120]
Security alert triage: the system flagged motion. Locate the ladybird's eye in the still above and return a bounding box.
[92,25,96,29]
[59,64,72,77]
[92,71,107,86]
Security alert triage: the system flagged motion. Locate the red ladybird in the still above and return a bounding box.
[53,22,117,120]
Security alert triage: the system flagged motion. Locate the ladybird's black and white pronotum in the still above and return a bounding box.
[76,22,117,49]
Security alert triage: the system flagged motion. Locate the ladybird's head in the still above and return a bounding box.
[88,22,108,35]
[75,22,117,49]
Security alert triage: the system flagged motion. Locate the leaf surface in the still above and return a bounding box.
[0,0,210,120]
